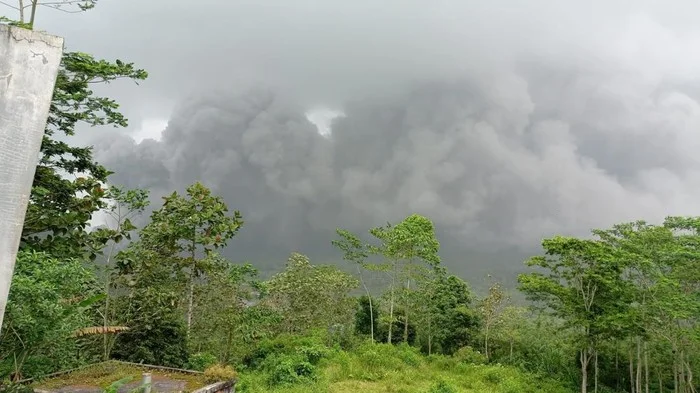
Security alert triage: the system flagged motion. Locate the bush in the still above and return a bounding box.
[188,352,218,371]
[454,346,487,365]
[428,380,457,393]
[111,314,189,368]
[425,354,458,370]
[203,364,238,383]
[394,343,423,366]
[244,334,330,370]
[265,354,316,386]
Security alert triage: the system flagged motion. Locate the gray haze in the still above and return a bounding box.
[18,0,700,280]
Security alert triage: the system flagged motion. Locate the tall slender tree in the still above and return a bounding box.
[519,236,629,393]
[138,182,243,337]
[369,214,441,344]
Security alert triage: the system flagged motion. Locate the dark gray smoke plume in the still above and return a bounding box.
[85,2,700,281]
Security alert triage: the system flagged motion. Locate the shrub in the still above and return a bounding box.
[299,344,330,365]
[203,364,238,383]
[482,366,505,384]
[188,352,218,371]
[394,343,423,366]
[454,346,487,365]
[428,380,457,393]
[243,334,328,369]
[265,354,316,386]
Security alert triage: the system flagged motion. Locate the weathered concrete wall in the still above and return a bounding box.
[0,25,64,331]
[192,380,236,393]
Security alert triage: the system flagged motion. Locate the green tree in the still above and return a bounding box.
[490,305,527,362]
[369,214,440,344]
[110,241,189,367]
[479,278,509,361]
[190,261,259,363]
[20,51,147,261]
[0,251,98,380]
[332,229,381,342]
[95,186,149,361]
[417,268,479,355]
[2,0,147,262]
[140,182,244,336]
[355,295,380,340]
[265,253,358,334]
[518,236,629,393]
[596,219,700,393]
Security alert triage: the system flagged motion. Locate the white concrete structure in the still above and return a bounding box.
[0,25,63,332]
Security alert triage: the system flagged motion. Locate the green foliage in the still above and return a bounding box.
[0,251,98,380]
[190,263,261,363]
[409,268,480,355]
[110,309,189,368]
[243,334,330,370]
[453,346,487,365]
[265,354,316,386]
[22,52,147,261]
[203,364,238,383]
[427,379,457,393]
[102,376,133,393]
[266,253,358,333]
[0,382,34,393]
[354,296,380,337]
[136,182,244,335]
[188,353,218,372]
[370,214,441,266]
[239,334,330,387]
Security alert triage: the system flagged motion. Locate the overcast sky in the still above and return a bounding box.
[12,0,700,279]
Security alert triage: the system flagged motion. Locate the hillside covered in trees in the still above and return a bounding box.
[2,2,700,393]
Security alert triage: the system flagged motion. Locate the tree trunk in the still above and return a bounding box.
[187,235,196,337]
[187,272,195,336]
[18,0,24,24]
[103,281,110,361]
[387,263,396,344]
[509,339,514,361]
[368,295,375,344]
[427,300,432,355]
[630,348,636,393]
[581,348,590,393]
[684,358,695,393]
[403,279,410,343]
[484,328,490,361]
[679,351,686,393]
[594,350,598,393]
[29,0,38,27]
[615,345,620,392]
[674,359,678,393]
[637,337,642,393]
[644,341,649,393]
[357,264,374,343]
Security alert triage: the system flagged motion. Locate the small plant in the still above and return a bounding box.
[203,364,238,384]
[0,382,34,393]
[428,379,457,393]
[103,376,133,393]
[188,352,218,371]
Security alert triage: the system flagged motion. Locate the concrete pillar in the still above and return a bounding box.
[0,24,64,332]
[142,372,152,393]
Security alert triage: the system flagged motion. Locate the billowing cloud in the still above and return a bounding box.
[70,1,700,278]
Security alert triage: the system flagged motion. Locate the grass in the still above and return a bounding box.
[235,343,575,393]
[32,361,209,392]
